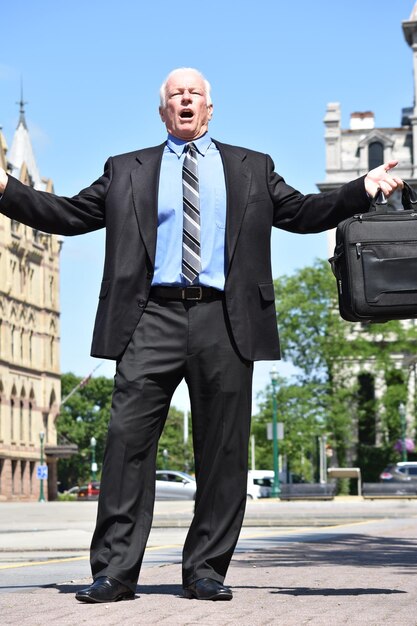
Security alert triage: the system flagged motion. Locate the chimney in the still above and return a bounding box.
[349,111,375,131]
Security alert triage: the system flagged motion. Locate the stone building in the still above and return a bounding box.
[0,98,70,501]
[317,4,417,457]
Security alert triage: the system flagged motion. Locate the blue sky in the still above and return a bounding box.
[1,0,415,412]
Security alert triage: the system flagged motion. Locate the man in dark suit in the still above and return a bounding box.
[0,68,402,603]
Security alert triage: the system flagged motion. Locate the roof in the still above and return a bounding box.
[7,112,45,190]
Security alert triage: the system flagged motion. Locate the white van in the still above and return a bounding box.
[247,470,275,499]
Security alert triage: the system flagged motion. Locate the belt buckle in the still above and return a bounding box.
[182,286,203,301]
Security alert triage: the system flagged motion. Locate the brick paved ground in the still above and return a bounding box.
[1,517,416,625]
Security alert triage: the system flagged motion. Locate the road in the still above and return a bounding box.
[0,498,416,624]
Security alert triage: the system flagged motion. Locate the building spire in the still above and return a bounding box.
[16,79,28,129]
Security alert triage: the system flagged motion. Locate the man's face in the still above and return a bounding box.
[159,70,213,141]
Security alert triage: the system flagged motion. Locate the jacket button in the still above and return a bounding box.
[146,272,153,280]
[137,299,146,308]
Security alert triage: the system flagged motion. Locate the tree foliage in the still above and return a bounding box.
[56,373,193,490]
[251,258,417,488]
[56,373,114,490]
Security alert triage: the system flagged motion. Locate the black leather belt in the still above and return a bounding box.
[150,286,224,302]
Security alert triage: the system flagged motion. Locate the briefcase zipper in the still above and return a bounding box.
[354,240,417,260]
[353,212,417,222]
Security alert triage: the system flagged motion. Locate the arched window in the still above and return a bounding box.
[20,328,24,361]
[50,337,55,368]
[11,325,15,359]
[28,402,33,443]
[10,398,15,441]
[29,331,33,364]
[20,400,24,442]
[368,141,384,170]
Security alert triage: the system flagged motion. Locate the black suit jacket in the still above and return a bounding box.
[0,140,369,361]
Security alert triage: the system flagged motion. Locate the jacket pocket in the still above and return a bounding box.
[99,280,110,299]
[258,282,275,302]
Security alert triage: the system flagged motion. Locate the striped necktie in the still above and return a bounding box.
[182,142,201,284]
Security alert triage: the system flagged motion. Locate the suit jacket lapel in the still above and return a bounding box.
[214,140,252,274]
[131,143,165,265]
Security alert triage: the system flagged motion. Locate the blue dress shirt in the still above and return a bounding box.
[152,133,227,290]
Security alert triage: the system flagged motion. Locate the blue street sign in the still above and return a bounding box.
[36,465,48,480]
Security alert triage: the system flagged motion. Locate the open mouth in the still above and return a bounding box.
[180,110,194,119]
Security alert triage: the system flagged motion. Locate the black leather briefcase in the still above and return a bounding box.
[329,182,417,322]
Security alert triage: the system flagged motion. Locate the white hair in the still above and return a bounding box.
[159,68,212,108]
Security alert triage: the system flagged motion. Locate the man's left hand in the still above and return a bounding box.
[364,160,403,198]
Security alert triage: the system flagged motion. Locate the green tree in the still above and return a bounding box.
[157,407,194,473]
[56,373,194,489]
[252,259,417,490]
[56,373,114,490]
[253,376,322,482]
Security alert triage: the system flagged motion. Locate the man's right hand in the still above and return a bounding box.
[0,168,8,194]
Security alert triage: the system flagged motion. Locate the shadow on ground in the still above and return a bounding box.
[234,533,417,571]
[55,583,183,597]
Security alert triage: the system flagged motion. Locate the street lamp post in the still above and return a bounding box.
[90,436,97,481]
[399,403,407,462]
[38,431,46,503]
[270,366,280,497]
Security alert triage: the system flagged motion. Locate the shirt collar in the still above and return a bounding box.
[166,132,212,158]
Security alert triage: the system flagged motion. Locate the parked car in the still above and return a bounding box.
[247,470,275,499]
[77,481,101,500]
[65,485,81,495]
[155,470,196,500]
[380,462,417,482]
[246,470,306,498]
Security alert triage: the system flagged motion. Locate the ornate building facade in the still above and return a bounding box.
[0,100,64,500]
[317,4,417,457]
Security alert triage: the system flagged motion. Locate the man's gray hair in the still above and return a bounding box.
[159,68,212,108]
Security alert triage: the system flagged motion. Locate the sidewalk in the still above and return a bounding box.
[0,503,416,625]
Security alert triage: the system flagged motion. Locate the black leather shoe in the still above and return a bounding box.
[75,576,135,603]
[183,578,233,601]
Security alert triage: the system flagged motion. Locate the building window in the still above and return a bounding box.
[11,326,15,360]
[29,269,34,298]
[43,413,49,443]
[11,220,20,235]
[368,141,384,170]
[20,401,24,442]
[20,460,26,495]
[28,402,33,443]
[29,332,33,364]
[11,460,17,494]
[20,329,24,362]
[10,398,15,441]
[0,459,4,494]
[29,461,35,494]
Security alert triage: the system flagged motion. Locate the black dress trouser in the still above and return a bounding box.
[90,295,254,591]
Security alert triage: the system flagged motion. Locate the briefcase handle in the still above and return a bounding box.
[370,181,417,212]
